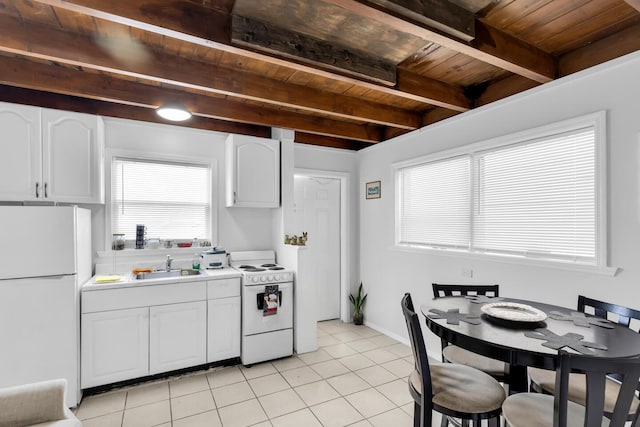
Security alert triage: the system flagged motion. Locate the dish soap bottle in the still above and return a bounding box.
[192,254,201,270]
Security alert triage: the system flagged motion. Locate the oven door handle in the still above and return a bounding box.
[256,291,283,310]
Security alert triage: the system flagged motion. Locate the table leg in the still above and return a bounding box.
[507,364,529,394]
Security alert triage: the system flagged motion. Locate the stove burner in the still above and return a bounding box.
[261,263,277,267]
[245,268,266,272]
[239,265,255,269]
[269,266,284,270]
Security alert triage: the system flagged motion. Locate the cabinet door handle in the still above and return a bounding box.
[233,191,237,204]
[35,182,40,198]
[44,182,48,198]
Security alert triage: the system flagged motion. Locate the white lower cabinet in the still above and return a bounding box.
[208,297,241,362]
[81,307,149,389]
[81,277,241,389]
[150,301,207,374]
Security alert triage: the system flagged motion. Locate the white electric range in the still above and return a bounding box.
[229,251,294,365]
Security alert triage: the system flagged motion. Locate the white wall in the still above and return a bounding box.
[92,120,360,286]
[92,118,275,258]
[357,52,640,347]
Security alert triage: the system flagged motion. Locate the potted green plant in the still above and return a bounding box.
[349,282,368,325]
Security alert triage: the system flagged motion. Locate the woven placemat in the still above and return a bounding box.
[465,295,504,304]
[428,308,481,325]
[548,311,615,329]
[524,328,608,354]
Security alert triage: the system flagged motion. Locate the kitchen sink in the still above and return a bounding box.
[134,269,203,280]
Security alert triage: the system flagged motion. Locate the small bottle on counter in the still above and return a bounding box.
[192,254,201,270]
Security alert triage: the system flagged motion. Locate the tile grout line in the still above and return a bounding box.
[81,322,413,426]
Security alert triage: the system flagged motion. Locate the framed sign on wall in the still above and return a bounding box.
[366,181,381,199]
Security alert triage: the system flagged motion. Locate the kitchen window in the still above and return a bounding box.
[111,157,212,243]
[395,112,608,270]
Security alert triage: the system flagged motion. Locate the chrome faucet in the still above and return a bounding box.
[166,255,173,272]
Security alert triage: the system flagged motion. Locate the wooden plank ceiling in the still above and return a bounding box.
[0,0,638,150]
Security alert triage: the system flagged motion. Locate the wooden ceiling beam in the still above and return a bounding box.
[0,54,384,143]
[421,107,461,126]
[31,0,472,112]
[624,0,640,12]
[0,14,418,131]
[323,0,556,83]
[0,84,271,138]
[476,74,540,107]
[558,22,640,77]
[294,132,372,150]
[231,15,397,86]
[396,69,471,111]
[365,0,475,41]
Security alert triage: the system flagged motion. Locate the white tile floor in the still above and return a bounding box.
[75,320,443,427]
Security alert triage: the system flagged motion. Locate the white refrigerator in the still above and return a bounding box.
[0,205,91,407]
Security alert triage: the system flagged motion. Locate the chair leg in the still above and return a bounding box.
[488,416,499,427]
[414,402,421,427]
[440,414,448,427]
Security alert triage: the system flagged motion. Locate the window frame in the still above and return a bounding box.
[105,148,218,251]
[393,111,614,275]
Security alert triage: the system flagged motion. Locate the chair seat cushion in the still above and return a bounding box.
[502,392,607,427]
[409,363,505,415]
[529,367,640,416]
[442,345,508,376]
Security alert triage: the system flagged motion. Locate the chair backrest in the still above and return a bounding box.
[578,296,640,392]
[578,295,640,332]
[554,350,640,427]
[401,293,433,410]
[432,283,499,298]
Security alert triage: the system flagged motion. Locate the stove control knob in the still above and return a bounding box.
[274,274,280,281]
[268,275,274,281]
[261,276,266,282]
[252,276,259,283]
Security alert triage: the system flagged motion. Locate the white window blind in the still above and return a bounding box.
[112,158,210,241]
[473,128,595,262]
[396,114,603,266]
[398,156,470,249]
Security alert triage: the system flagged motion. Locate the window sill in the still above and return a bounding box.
[97,246,212,259]
[392,244,619,277]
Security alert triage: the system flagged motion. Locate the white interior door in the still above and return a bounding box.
[293,175,341,321]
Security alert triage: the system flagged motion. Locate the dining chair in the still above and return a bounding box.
[503,350,640,427]
[528,296,640,423]
[431,283,509,384]
[401,293,505,427]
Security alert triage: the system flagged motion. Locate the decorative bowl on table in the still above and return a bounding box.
[481,302,547,323]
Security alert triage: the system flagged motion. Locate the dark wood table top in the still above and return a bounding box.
[421,297,640,371]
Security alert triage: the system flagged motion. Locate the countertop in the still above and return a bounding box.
[82,267,241,291]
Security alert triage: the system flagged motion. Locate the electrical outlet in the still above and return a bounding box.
[460,267,473,278]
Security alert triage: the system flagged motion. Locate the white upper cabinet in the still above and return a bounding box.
[0,102,104,204]
[42,109,104,203]
[0,103,41,200]
[226,134,280,207]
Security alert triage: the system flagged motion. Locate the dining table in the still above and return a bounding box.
[420,296,640,394]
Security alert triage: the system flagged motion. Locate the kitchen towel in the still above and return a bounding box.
[263,285,279,316]
[94,275,122,283]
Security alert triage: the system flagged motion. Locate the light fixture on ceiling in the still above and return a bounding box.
[156,105,192,121]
